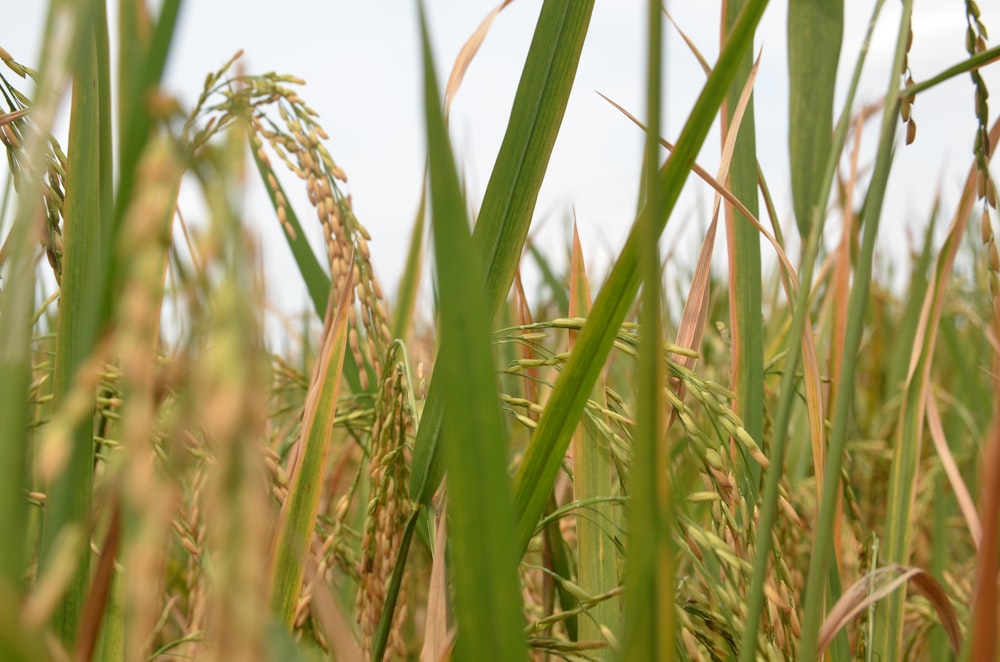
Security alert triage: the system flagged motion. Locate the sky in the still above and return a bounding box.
[3,1,999,328]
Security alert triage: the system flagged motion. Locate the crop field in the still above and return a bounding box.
[1,1,999,660]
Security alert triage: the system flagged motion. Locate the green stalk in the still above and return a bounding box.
[39,0,113,644]
[622,0,672,659]
[510,0,770,556]
[112,0,182,235]
[901,44,1000,99]
[419,5,528,659]
[797,2,914,659]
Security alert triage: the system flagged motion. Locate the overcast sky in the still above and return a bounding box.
[4,1,998,326]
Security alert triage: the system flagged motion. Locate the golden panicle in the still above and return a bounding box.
[357,349,414,660]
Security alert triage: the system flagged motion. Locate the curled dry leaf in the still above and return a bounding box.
[444,0,516,112]
[817,564,961,657]
[421,497,453,662]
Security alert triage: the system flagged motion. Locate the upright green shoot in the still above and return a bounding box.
[721,0,765,499]
[622,0,672,659]
[419,5,528,660]
[39,0,113,644]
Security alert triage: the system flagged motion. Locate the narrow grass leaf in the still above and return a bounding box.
[269,278,353,628]
[818,565,960,658]
[420,504,452,662]
[721,0,764,499]
[0,0,99,603]
[40,1,114,644]
[568,225,619,655]
[116,1,151,150]
[926,390,980,547]
[528,240,571,315]
[0,149,34,591]
[444,0,515,111]
[112,0,183,240]
[622,1,671,659]
[788,0,843,238]
[391,188,426,340]
[409,0,597,507]
[103,0,185,336]
[419,7,528,660]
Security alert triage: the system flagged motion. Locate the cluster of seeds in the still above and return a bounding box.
[183,53,394,391]
[356,346,415,660]
[963,3,1000,306]
[497,319,799,659]
[898,15,917,145]
[174,468,209,660]
[0,47,67,282]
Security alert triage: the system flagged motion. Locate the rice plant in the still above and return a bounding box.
[1,1,999,661]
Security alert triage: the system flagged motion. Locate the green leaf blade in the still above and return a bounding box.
[268,282,352,628]
[788,0,843,238]
[419,6,528,660]
[409,0,597,508]
[39,1,114,644]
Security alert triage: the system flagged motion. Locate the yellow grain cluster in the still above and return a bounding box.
[357,353,414,660]
[965,2,998,309]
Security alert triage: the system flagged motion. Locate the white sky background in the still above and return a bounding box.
[4,1,999,333]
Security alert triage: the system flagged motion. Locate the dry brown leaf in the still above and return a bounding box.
[818,564,960,657]
[970,352,1000,661]
[444,0,516,112]
[663,8,710,76]
[421,497,452,662]
[926,389,981,547]
[305,555,362,662]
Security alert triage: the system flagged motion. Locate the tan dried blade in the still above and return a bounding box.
[664,8,711,76]
[970,347,1000,661]
[818,565,960,657]
[421,498,453,662]
[305,557,362,662]
[926,389,981,547]
[817,565,960,658]
[444,0,516,112]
